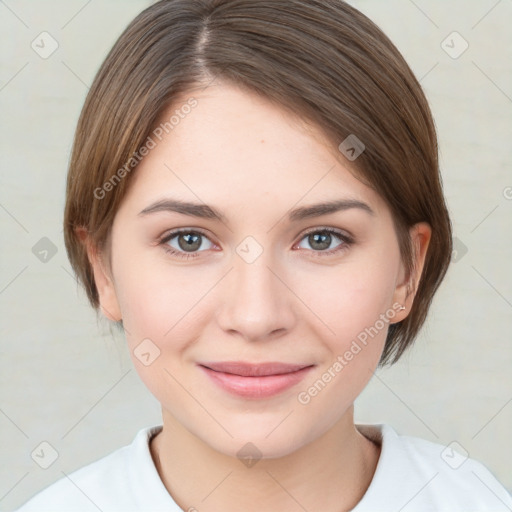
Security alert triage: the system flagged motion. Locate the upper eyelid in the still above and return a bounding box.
[160,227,213,244]
[301,226,351,238]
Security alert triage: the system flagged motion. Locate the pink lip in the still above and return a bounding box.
[198,361,315,399]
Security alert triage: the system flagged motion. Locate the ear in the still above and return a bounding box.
[76,227,122,322]
[391,222,431,322]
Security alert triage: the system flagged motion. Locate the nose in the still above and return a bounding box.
[216,246,297,343]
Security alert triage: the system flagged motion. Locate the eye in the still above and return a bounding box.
[160,229,215,260]
[295,228,353,256]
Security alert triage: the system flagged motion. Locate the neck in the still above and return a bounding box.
[150,406,381,512]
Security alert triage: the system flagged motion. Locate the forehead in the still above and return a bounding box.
[118,82,389,222]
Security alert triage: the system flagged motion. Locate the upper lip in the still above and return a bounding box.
[199,361,313,377]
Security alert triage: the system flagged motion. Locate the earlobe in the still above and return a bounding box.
[78,229,122,322]
[392,222,432,321]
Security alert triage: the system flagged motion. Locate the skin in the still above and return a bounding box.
[86,80,431,512]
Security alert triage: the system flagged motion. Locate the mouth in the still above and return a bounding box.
[198,361,315,399]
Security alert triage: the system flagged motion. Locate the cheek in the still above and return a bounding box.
[295,252,399,349]
[114,238,197,332]
[113,250,216,368]
[291,248,399,402]
[112,261,207,408]
[293,271,394,429]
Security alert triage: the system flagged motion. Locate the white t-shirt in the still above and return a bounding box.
[15,423,512,511]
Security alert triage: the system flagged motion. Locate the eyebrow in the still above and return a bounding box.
[138,198,374,223]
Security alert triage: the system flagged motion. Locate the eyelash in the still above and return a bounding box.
[159,227,354,261]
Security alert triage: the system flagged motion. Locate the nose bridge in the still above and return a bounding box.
[217,235,295,341]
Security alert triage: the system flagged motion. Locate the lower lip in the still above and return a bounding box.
[199,365,314,399]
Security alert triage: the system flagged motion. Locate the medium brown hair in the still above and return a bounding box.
[63,0,452,366]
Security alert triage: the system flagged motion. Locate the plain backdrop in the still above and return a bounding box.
[1,0,511,510]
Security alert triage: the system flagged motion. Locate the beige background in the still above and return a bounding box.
[1,0,511,509]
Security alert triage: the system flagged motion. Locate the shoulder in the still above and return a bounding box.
[15,445,132,512]
[355,423,512,512]
[15,425,176,512]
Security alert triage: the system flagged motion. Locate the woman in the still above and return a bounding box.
[16,0,512,510]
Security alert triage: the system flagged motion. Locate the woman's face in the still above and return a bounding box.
[92,81,427,458]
